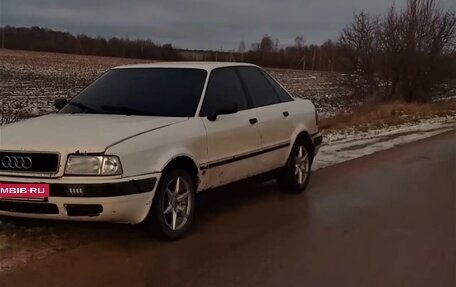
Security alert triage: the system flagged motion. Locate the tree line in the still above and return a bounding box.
[239,36,348,72]
[0,26,344,71]
[0,26,182,60]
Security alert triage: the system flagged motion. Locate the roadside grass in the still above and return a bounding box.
[320,99,456,131]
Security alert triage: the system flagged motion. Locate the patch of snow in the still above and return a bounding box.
[313,116,455,170]
[433,95,456,102]
[290,76,317,80]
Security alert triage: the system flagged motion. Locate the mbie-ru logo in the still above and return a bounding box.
[0,184,50,198]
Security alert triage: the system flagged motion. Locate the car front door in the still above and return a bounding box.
[200,67,263,189]
[237,67,295,172]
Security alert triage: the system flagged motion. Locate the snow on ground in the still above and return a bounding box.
[313,116,455,170]
[267,68,354,118]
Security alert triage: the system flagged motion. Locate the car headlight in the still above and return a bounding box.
[65,155,123,176]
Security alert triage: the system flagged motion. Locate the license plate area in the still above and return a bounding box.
[0,183,50,201]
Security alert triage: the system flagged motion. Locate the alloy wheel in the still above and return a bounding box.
[293,145,310,185]
[163,176,192,231]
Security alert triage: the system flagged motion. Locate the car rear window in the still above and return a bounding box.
[261,71,293,102]
[237,67,281,108]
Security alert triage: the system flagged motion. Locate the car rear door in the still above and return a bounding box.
[200,67,263,189]
[237,67,295,172]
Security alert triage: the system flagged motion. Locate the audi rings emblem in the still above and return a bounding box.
[1,156,33,170]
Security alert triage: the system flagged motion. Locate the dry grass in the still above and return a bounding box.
[320,99,456,131]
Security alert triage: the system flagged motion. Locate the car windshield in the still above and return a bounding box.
[59,68,208,117]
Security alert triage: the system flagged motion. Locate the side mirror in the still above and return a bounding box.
[207,102,238,122]
[54,98,68,110]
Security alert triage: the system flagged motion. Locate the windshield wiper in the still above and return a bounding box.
[100,105,153,116]
[68,101,97,113]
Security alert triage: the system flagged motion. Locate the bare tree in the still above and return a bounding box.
[380,0,456,101]
[260,35,275,54]
[238,40,246,54]
[339,11,379,98]
[294,36,305,49]
[238,40,246,61]
[340,0,456,101]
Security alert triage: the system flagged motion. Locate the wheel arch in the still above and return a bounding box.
[289,129,314,161]
[161,155,200,189]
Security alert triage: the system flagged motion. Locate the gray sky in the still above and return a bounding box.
[1,0,455,50]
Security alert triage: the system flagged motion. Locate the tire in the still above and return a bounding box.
[146,168,196,240]
[278,138,312,194]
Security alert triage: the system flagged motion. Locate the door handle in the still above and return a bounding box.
[249,118,258,125]
[283,111,289,117]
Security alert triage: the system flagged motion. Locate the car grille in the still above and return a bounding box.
[0,152,59,173]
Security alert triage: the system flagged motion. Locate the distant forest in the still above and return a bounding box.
[0,26,345,71]
[0,26,182,61]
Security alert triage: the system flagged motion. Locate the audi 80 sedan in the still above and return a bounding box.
[0,62,322,239]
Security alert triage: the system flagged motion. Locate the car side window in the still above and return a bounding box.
[237,67,281,108]
[261,71,293,102]
[201,68,248,116]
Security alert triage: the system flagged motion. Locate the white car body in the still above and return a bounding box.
[0,62,321,224]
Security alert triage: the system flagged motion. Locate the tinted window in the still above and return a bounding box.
[262,71,293,102]
[201,68,248,116]
[237,67,280,108]
[60,68,207,117]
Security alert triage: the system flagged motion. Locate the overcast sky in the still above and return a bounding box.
[1,0,455,50]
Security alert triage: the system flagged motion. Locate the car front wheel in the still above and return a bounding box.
[147,168,195,240]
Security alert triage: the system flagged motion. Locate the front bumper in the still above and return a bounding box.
[0,174,160,224]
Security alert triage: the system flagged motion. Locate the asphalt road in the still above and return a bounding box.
[1,130,455,287]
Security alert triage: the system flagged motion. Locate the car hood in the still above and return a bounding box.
[0,114,187,153]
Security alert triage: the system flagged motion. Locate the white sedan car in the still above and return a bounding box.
[0,62,321,239]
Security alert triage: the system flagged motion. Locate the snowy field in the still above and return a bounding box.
[0,49,352,121]
[0,49,145,119]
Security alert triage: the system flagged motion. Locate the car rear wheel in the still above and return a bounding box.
[147,168,195,240]
[278,138,312,194]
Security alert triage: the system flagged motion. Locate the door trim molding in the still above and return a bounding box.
[200,141,290,170]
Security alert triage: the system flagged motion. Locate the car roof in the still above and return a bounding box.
[112,61,259,71]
